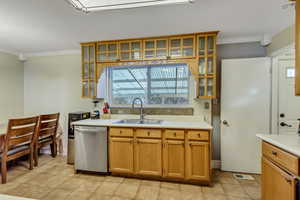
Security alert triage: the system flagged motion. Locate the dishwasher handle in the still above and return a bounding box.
[75,126,107,133]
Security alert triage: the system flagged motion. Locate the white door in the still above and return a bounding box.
[221,58,271,174]
[278,59,300,134]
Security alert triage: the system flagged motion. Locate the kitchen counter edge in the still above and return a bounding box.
[72,119,213,130]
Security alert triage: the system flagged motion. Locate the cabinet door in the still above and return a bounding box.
[262,157,295,200]
[135,138,162,176]
[186,141,210,181]
[163,140,185,178]
[109,137,134,174]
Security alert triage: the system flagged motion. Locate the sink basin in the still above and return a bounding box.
[114,119,163,125]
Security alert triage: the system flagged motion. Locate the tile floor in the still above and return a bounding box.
[0,155,261,200]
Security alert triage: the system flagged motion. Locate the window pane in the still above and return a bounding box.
[110,66,147,105]
[109,64,189,106]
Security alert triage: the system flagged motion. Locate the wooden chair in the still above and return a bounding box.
[0,116,39,184]
[34,113,60,167]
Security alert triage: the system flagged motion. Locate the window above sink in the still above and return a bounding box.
[99,63,192,107]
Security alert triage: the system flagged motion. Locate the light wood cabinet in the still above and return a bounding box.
[97,42,119,62]
[143,38,168,60]
[186,141,210,181]
[81,43,97,98]
[109,137,134,173]
[108,127,211,184]
[169,36,195,59]
[119,40,142,61]
[135,138,162,176]
[262,157,295,200]
[197,34,217,98]
[81,32,218,99]
[163,140,185,178]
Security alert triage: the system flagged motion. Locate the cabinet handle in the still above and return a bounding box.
[147,131,150,136]
[198,133,201,137]
[120,130,122,134]
[272,151,277,156]
[174,132,177,137]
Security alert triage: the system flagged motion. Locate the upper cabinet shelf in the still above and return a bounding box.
[94,32,216,63]
[81,31,218,99]
[81,43,97,98]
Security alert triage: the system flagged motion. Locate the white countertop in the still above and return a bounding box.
[257,134,300,157]
[72,119,213,130]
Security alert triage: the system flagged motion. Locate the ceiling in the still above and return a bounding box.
[0,0,295,54]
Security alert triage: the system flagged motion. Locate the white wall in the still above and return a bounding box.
[0,51,24,123]
[23,54,92,151]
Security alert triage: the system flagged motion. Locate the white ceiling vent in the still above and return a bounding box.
[65,0,194,13]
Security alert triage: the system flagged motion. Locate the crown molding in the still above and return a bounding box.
[217,35,262,45]
[24,49,81,57]
[0,49,20,56]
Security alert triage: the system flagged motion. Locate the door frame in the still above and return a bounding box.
[270,44,295,135]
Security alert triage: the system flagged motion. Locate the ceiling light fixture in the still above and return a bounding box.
[65,0,194,13]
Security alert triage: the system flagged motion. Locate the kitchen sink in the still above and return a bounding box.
[113,119,163,125]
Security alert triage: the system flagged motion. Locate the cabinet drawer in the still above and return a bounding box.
[262,142,299,175]
[165,130,184,140]
[110,128,133,137]
[136,129,162,138]
[187,130,209,141]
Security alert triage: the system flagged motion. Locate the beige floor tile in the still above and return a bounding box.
[161,182,180,190]
[78,179,103,193]
[0,155,262,200]
[227,196,251,200]
[202,183,225,194]
[89,194,113,200]
[242,185,261,200]
[141,180,161,188]
[105,176,124,183]
[65,188,94,200]
[42,188,72,200]
[56,176,85,192]
[111,196,132,200]
[136,185,159,200]
[94,181,120,196]
[219,177,240,184]
[181,190,204,200]
[203,193,228,200]
[237,179,260,186]
[180,184,202,192]
[158,188,182,200]
[222,184,249,198]
[17,184,51,199]
[79,174,107,182]
[123,177,141,185]
[114,182,140,199]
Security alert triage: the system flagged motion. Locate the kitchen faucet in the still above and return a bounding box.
[132,98,145,122]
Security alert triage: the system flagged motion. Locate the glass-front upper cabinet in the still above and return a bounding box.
[196,33,217,98]
[119,40,142,61]
[81,43,97,98]
[97,42,118,62]
[169,36,195,58]
[143,39,168,60]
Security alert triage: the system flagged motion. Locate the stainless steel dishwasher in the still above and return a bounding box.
[74,126,108,173]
